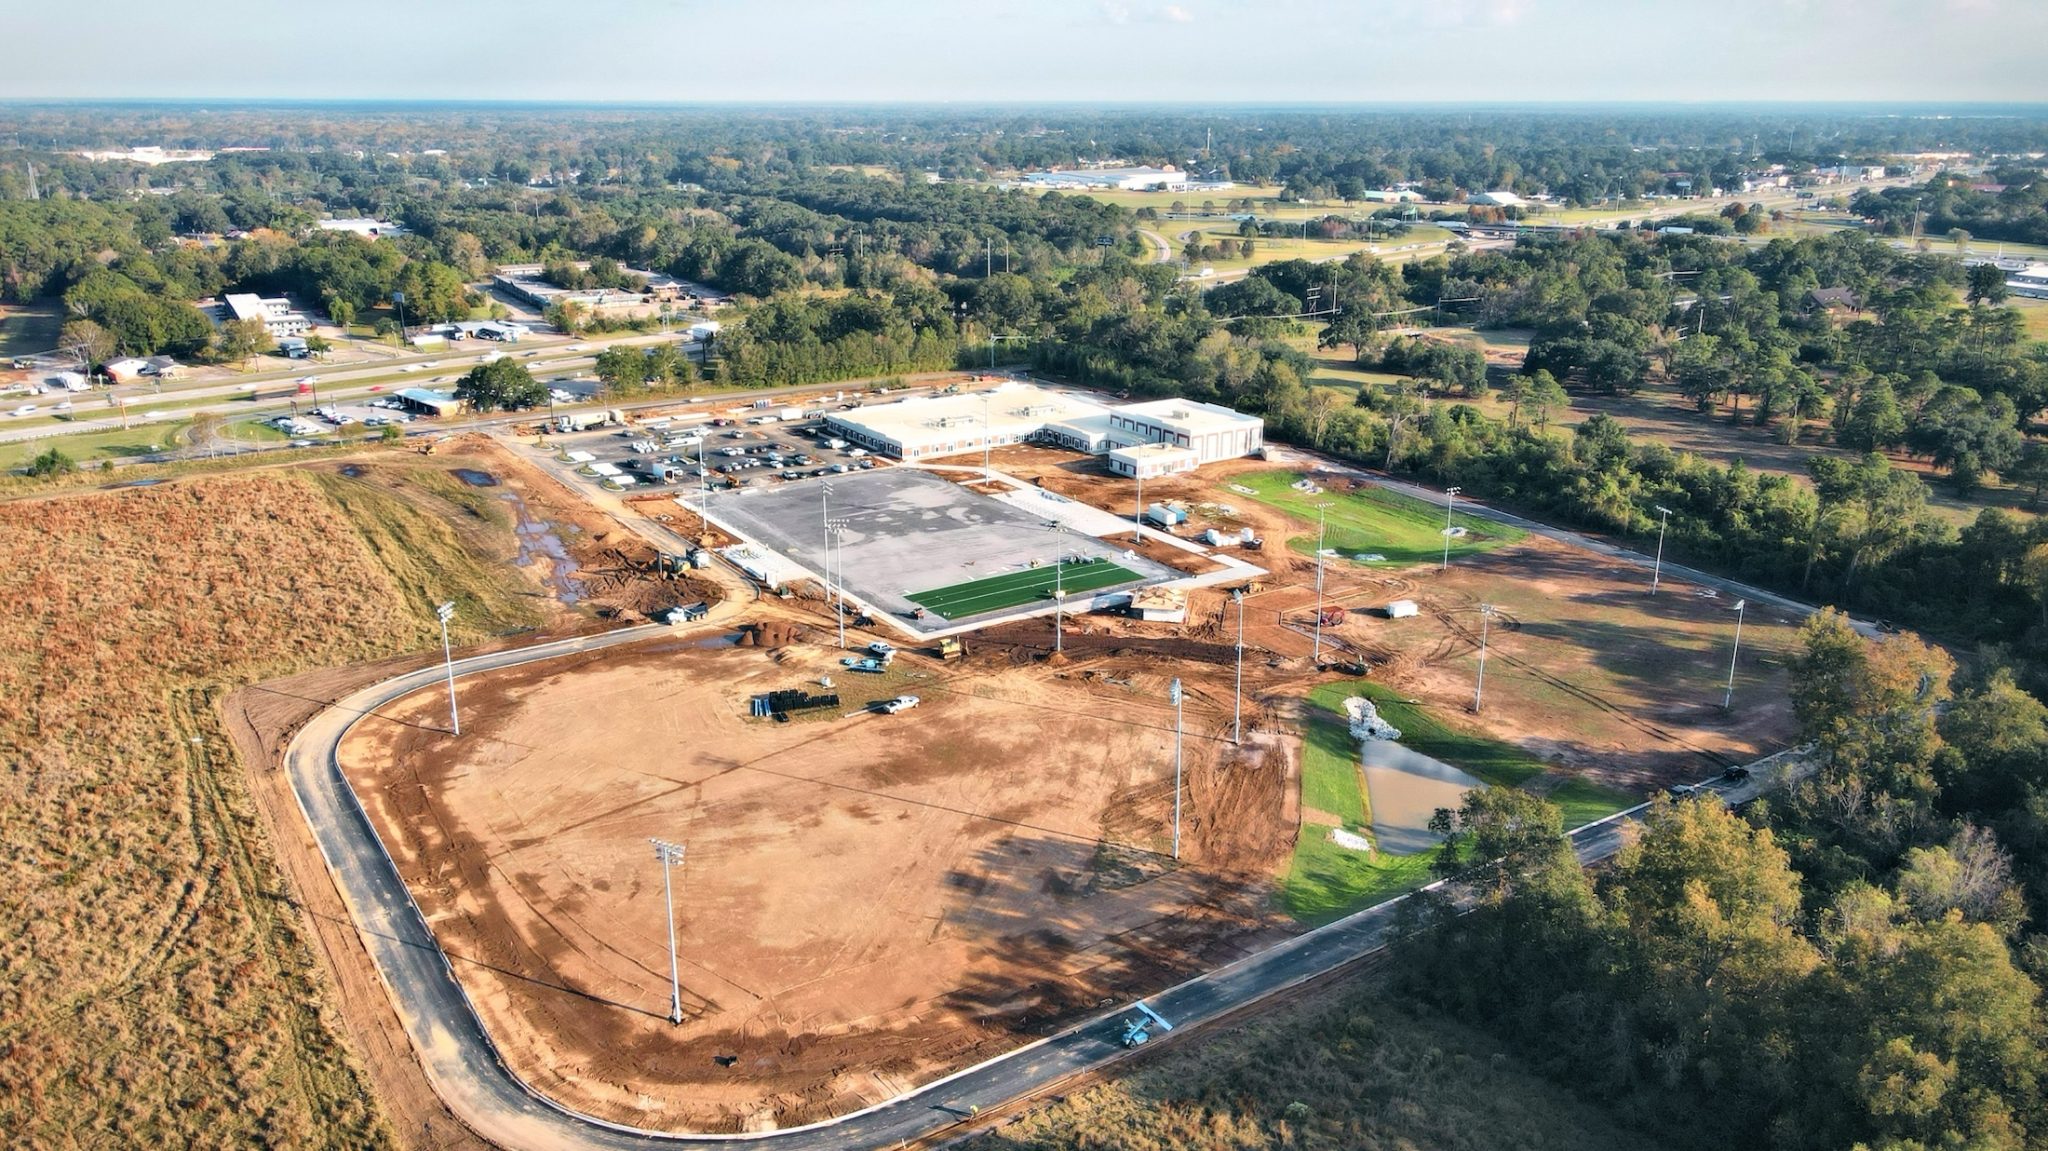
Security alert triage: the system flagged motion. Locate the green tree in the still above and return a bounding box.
[1966,262,2010,307]
[25,446,75,478]
[212,318,273,367]
[455,358,546,412]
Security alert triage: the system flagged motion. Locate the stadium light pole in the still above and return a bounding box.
[1441,486,1462,572]
[1311,502,1332,663]
[982,390,993,474]
[828,519,850,649]
[1132,472,1145,543]
[649,838,686,1025]
[1050,525,1069,656]
[436,601,460,736]
[1723,599,1747,711]
[1170,677,1184,860]
[1651,505,1674,595]
[1473,603,1496,713]
[1232,588,1246,744]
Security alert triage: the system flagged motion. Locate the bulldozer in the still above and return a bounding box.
[935,636,964,661]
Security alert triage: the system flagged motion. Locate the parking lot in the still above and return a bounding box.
[553,415,883,493]
[705,466,1176,634]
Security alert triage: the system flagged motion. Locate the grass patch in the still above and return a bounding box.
[1547,776,1640,828]
[0,419,192,470]
[908,558,1142,618]
[309,470,545,633]
[1281,823,1439,924]
[1311,680,1543,789]
[1300,704,1368,827]
[1238,469,1523,568]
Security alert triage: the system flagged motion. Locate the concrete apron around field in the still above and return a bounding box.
[1359,739,1485,855]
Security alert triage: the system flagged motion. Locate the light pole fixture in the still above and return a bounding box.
[1311,502,1333,663]
[649,838,686,1025]
[1441,486,1462,572]
[1170,677,1184,860]
[1232,589,1246,745]
[1723,599,1747,711]
[828,518,850,649]
[1473,603,1496,712]
[1651,505,1673,595]
[1049,525,1069,656]
[436,601,460,736]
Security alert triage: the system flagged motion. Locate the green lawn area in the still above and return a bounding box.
[1317,680,1544,789]
[0,420,191,470]
[1279,680,1633,924]
[2012,297,2048,343]
[1299,699,1369,826]
[1280,824,1438,924]
[907,558,1143,618]
[1237,468,1523,567]
[1548,775,1640,829]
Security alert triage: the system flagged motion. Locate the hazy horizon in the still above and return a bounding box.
[10,0,2048,105]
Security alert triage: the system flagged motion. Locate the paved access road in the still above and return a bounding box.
[286,621,1812,1151]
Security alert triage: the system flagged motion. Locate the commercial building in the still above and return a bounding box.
[1021,166,1191,192]
[823,383,1110,461]
[223,293,312,339]
[1108,442,1199,479]
[490,262,722,312]
[2007,263,2048,300]
[823,382,1264,469]
[316,217,408,238]
[394,388,464,418]
[1107,398,1264,465]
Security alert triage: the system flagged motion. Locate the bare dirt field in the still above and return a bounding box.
[984,446,1799,789]
[337,623,1294,1133]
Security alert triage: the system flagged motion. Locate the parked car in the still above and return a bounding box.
[879,695,920,714]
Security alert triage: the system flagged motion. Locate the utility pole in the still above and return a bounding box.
[391,290,408,342]
[985,236,992,279]
[1232,589,1245,744]
[1651,505,1673,595]
[1311,502,1332,663]
[1170,678,1184,860]
[1723,599,1747,710]
[649,839,686,1025]
[436,601,460,736]
[1440,486,1462,572]
[1473,604,1496,712]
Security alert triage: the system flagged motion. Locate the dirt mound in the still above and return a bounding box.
[739,621,803,648]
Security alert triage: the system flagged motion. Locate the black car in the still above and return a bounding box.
[1721,766,1752,783]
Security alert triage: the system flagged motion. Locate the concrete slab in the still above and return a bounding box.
[704,467,1178,635]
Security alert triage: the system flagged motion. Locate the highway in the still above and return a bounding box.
[284,620,1814,1150]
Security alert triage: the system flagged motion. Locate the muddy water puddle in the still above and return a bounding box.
[452,468,498,487]
[498,489,586,606]
[1360,739,1485,855]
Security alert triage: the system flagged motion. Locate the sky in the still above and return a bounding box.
[8,0,2048,104]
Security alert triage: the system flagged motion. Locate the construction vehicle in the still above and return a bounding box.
[935,637,964,661]
[1120,1001,1174,1047]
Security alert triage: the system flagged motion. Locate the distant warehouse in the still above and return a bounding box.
[822,382,1262,469]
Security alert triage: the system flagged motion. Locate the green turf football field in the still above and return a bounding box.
[908,559,1144,618]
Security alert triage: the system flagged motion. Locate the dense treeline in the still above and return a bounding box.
[7,103,2048,207]
[1016,231,2047,681]
[1856,168,2048,247]
[1396,610,2048,1151]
